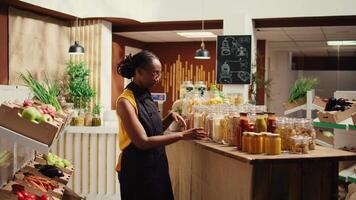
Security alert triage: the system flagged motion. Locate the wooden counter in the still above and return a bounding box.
[166,140,356,200]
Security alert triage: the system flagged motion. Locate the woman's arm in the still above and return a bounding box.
[117,99,205,150]
[162,111,187,131]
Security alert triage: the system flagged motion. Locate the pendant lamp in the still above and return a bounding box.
[194,0,210,60]
[69,18,84,55]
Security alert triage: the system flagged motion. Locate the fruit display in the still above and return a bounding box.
[23,172,58,192]
[42,153,71,169]
[0,150,12,168]
[325,97,353,111]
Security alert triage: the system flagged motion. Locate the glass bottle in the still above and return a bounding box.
[267,112,277,133]
[254,113,267,133]
[238,112,250,150]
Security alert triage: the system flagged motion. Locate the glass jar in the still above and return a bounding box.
[276,118,296,151]
[219,114,229,144]
[238,112,250,150]
[194,81,207,96]
[290,135,309,154]
[242,132,251,152]
[193,106,205,129]
[249,133,263,154]
[212,113,224,143]
[254,113,267,133]
[267,112,277,133]
[227,113,239,147]
[205,110,215,140]
[180,81,194,99]
[266,134,281,155]
[261,132,270,153]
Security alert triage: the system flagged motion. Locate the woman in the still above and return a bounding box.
[116,50,206,200]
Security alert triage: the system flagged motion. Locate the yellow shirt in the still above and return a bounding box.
[115,89,138,171]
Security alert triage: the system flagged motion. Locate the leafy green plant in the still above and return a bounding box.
[288,77,318,103]
[66,61,96,109]
[19,71,62,111]
[92,103,102,116]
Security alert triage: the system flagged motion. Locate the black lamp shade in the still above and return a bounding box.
[194,48,211,59]
[69,41,85,54]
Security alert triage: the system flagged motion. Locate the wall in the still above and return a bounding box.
[8,7,70,84]
[0,5,8,85]
[300,71,356,99]
[267,51,298,116]
[147,41,217,116]
[111,34,145,109]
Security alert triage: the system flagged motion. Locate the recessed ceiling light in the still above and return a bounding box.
[177,31,216,38]
[327,40,356,46]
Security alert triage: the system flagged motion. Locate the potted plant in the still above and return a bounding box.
[92,103,102,126]
[66,61,96,126]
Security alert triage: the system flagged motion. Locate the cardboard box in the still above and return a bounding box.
[317,103,356,123]
[0,104,61,145]
[283,97,306,111]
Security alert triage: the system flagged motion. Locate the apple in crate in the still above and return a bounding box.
[20,107,42,123]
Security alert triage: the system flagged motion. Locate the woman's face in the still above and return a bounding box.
[136,58,162,88]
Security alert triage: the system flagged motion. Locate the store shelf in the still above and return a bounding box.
[0,126,52,154]
[66,125,118,134]
[284,90,325,119]
[313,118,354,130]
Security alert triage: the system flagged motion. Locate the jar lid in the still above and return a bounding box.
[269,133,280,137]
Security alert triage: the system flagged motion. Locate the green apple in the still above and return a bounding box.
[55,161,65,168]
[62,159,70,167]
[37,114,52,123]
[21,107,41,121]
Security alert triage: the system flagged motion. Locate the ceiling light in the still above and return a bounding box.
[194,41,211,59]
[177,31,216,38]
[327,40,356,46]
[69,18,85,55]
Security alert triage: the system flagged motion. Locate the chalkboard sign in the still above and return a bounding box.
[216,35,251,84]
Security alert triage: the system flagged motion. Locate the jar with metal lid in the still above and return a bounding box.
[242,132,251,152]
[254,113,267,133]
[261,132,271,153]
[266,134,281,155]
[249,133,263,154]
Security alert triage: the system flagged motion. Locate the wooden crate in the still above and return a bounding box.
[317,104,356,123]
[283,97,306,111]
[0,104,64,146]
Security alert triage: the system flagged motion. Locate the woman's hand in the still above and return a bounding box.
[170,112,187,129]
[181,128,207,140]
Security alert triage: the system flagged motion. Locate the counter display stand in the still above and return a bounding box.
[166,140,356,200]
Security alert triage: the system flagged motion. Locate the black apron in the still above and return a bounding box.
[119,82,174,200]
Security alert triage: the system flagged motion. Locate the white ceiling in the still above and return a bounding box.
[114,26,356,56]
[115,29,223,42]
[256,26,356,56]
